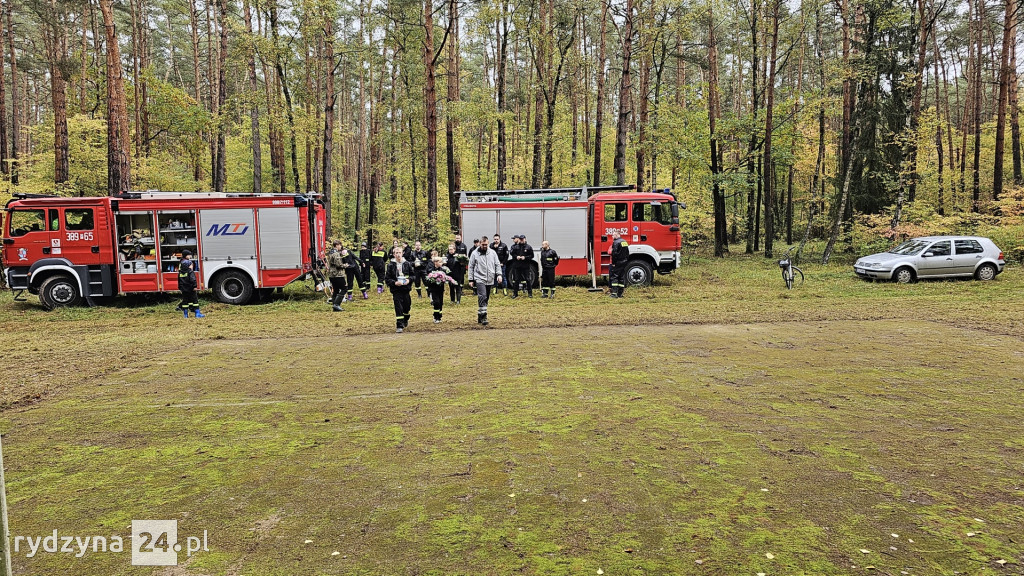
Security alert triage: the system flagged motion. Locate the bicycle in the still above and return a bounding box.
[778,247,804,290]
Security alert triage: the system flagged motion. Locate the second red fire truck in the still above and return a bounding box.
[460,184,682,287]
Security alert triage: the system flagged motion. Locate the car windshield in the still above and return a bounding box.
[888,239,930,255]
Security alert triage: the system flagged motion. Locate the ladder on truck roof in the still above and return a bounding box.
[459,184,635,203]
[117,190,322,200]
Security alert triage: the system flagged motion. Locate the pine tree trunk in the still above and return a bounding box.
[708,1,727,257]
[993,0,1014,201]
[445,0,462,230]
[592,0,608,187]
[1011,16,1022,185]
[243,0,262,193]
[213,0,228,191]
[7,5,19,184]
[322,14,335,234]
[613,0,634,186]
[100,0,132,194]
[423,0,438,220]
[0,0,6,178]
[495,4,509,190]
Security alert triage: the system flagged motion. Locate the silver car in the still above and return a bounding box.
[854,236,1005,283]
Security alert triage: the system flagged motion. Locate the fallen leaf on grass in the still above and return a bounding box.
[597,569,604,575]
[891,533,899,538]
[331,551,340,556]
[860,549,871,554]
[974,518,985,523]
[996,559,1007,565]
[765,553,775,559]
[694,559,703,565]
[757,573,766,576]
[908,539,914,543]
[966,532,976,537]
[304,540,313,544]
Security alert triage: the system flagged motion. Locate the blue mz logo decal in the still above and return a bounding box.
[206,223,250,236]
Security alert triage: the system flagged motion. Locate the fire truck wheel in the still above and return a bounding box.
[212,270,254,305]
[39,275,82,309]
[625,259,654,287]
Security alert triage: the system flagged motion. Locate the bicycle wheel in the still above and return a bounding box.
[783,267,794,290]
[793,266,804,286]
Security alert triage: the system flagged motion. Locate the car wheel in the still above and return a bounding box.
[625,259,654,287]
[212,270,254,305]
[975,263,997,281]
[893,267,915,284]
[39,275,81,309]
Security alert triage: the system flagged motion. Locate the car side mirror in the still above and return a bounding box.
[923,252,934,257]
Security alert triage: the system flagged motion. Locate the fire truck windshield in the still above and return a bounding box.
[7,209,46,237]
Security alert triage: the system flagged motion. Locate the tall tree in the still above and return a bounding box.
[613,0,634,185]
[213,0,228,191]
[99,0,131,194]
[322,4,336,233]
[7,2,19,184]
[423,0,438,220]
[0,0,6,178]
[592,0,608,187]
[707,0,727,257]
[495,0,509,190]
[992,0,1014,200]
[762,0,779,257]
[445,0,462,228]
[243,0,262,193]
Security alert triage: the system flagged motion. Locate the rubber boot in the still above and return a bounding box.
[481,313,488,326]
[377,285,384,294]
[362,290,369,299]
[477,313,484,324]
[417,288,422,298]
[182,309,189,318]
[332,305,343,312]
[194,309,205,318]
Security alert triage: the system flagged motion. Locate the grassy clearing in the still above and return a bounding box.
[1,256,1023,575]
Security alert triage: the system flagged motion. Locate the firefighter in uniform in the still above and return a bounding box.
[341,248,368,301]
[540,240,560,298]
[490,234,509,294]
[608,230,629,298]
[370,241,387,294]
[176,250,204,318]
[450,236,469,304]
[510,234,535,298]
[327,241,348,311]
[385,247,415,333]
[359,242,372,293]
[409,241,429,298]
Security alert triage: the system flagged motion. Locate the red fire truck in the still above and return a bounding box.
[459,184,682,287]
[2,191,326,309]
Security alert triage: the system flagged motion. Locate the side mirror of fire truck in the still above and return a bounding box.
[2,239,13,245]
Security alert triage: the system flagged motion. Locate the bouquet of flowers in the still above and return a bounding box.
[425,270,457,286]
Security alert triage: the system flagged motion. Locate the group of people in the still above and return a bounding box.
[325,228,632,333]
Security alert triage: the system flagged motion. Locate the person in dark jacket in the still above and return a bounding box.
[424,255,455,323]
[490,234,509,294]
[370,241,387,294]
[176,250,204,318]
[385,247,415,332]
[448,240,468,304]
[539,240,560,298]
[510,235,535,298]
[359,242,372,292]
[341,248,368,301]
[326,241,347,311]
[409,240,429,298]
[609,230,630,298]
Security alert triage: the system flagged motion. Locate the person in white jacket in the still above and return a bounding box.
[467,236,503,326]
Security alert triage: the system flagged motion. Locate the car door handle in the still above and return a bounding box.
[2,238,12,245]
[945,258,953,261]
[600,236,608,242]
[91,245,100,253]
[42,247,51,254]
[640,235,647,241]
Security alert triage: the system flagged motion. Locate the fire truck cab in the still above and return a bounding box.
[2,192,326,309]
[460,185,682,287]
